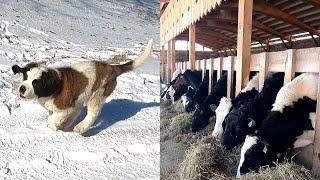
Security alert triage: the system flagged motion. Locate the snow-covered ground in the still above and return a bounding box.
[0,0,160,179]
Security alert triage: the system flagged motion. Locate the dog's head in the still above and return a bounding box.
[12,63,61,99]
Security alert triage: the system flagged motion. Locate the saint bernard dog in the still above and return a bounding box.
[12,40,153,134]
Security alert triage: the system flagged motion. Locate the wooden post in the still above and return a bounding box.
[227,56,235,98]
[202,59,207,79]
[312,54,320,176]
[284,49,295,85]
[217,57,223,81]
[163,46,168,82]
[160,46,165,82]
[236,0,253,95]
[208,58,214,94]
[167,41,172,82]
[259,52,268,91]
[171,38,176,76]
[189,23,196,70]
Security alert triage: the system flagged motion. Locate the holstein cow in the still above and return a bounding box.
[212,73,260,140]
[191,72,229,132]
[165,70,202,102]
[237,73,318,176]
[161,68,183,101]
[184,75,209,112]
[181,86,197,108]
[221,72,284,150]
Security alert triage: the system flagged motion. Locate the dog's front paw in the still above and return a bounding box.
[47,123,59,131]
[73,123,89,134]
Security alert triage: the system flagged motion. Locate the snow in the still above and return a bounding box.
[0,0,160,179]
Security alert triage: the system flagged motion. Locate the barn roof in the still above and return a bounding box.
[160,0,320,54]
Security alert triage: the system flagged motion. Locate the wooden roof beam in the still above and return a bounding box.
[205,13,290,42]
[221,2,320,37]
[176,35,234,51]
[197,28,237,44]
[299,0,320,7]
[252,20,292,41]
[200,21,270,44]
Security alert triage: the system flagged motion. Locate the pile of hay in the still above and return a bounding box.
[160,100,192,141]
[178,135,315,180]
[241,161,314,180]
[178,137,240,180]
[169,113,193,136]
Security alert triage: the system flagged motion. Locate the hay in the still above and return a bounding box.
[178,137,240,180]
[170,113,193,136]
[240,160,314,180]
[161,101,190,142]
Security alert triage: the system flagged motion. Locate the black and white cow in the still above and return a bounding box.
[221,72,284,150]
[184,75,209,112]
[172,70,202,101]
[237,73,318,176]
[212,73,260,140]
[191,72,229,132]
[162,69,202,102]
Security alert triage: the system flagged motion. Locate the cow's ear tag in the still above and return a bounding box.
[210,104,217,112]
[263,146,268,153]
[248,118,256,128]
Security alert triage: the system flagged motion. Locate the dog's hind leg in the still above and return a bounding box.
[73,79,117,134]
[73,91,106,134]
[60,106,82,131]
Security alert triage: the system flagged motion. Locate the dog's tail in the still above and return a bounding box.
[114,39,153,76]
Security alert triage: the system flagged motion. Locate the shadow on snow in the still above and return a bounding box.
[70,99,159,137]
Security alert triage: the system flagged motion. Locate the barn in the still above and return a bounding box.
[160,0,320,177]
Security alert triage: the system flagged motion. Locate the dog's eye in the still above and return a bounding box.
[32,79,42,88]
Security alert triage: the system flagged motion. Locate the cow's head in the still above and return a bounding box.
[12,63,61,99]
[181,86,196,111]
[237,135,270,177]
[172,75,189,101]
[212,97,232,140]
[221,104,259,150]
[191,104,216,132]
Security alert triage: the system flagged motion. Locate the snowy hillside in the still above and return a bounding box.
[0,0,159,47]
[0,0,160,179]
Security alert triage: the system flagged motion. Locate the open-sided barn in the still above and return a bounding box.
[160,0,320,176]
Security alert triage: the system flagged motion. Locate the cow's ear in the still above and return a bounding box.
[12,65,23,74]
[248,118,256,128]
[210,104,217,112]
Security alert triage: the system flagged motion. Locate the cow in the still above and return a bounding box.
[221,72,284,150]
[161,69,202,102]
[171,70,202,102]
[181,86,196,109]
[237,73,318,176]
[184,75,209,112]
[212,73,260,140]
[191,72,228,132]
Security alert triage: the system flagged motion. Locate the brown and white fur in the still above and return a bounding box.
[12,40,153,134]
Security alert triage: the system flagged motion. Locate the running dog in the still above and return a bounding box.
[12,40,153,134]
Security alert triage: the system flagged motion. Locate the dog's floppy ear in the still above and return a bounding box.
[12,65,24,74]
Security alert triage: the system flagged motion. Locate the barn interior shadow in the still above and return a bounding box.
[70,99,159,137]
